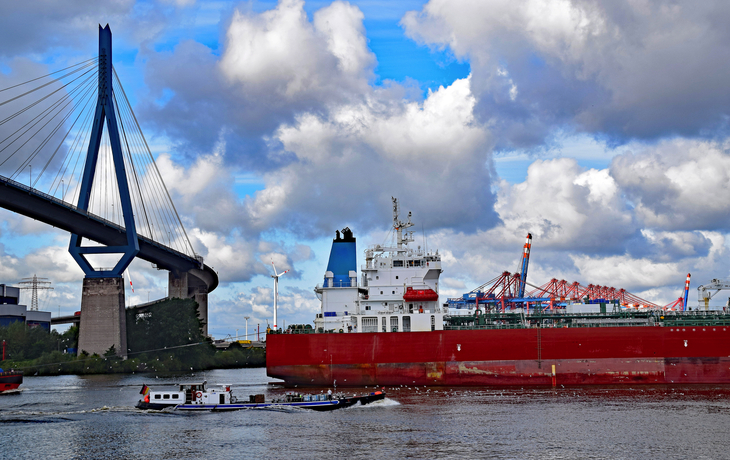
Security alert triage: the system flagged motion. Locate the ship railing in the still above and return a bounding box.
[315,280,357,289]
[445,317,730,330]
[445,321,650,330]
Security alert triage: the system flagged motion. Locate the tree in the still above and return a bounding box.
[126,298,215,371]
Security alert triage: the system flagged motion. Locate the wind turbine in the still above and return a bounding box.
[271,261,289,331]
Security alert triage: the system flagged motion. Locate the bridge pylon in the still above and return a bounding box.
[73,25,135,358]
[0,25,220,356]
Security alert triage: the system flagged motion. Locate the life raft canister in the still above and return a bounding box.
[402,287,438,302]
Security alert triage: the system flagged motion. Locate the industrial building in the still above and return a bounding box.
[0,284,51,331]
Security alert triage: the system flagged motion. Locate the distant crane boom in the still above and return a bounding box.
[518,233,532,298]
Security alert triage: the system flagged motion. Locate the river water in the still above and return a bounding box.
[2,368,730,459]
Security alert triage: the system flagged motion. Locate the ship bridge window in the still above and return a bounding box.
[362,317,378,333]
[163,394,170,399]
[393,260,404,267]
[408,260,421,267]
[154,394,161,400]
[172,394,179,399]
[403,316,411,332]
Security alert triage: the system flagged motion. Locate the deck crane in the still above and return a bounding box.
[697,278,730,310]
[518,233,532,298]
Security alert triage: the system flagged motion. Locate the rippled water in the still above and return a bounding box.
[2,368,730,459]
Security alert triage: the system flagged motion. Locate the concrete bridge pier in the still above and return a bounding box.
[169,271,209,336]
[77,277,127,358]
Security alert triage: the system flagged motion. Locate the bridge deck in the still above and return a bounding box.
[0,174,218,291]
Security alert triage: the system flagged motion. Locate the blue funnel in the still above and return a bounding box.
[324,227,356,287]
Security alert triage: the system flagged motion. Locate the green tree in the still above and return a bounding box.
[126,298,215,371]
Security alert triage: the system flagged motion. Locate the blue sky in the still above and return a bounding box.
[3,0,730,339]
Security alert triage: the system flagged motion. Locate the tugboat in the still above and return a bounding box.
[135,382,386,411]
[0,368,22,393]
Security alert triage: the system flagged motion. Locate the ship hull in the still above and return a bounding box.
[267,326,730,386]
[0,372,23,392]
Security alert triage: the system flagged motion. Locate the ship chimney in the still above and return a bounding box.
[324,227,356,288]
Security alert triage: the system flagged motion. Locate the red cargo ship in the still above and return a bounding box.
[268,323,730,386]
[267,199,730,387]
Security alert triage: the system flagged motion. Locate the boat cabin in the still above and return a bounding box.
[147,382,233,406]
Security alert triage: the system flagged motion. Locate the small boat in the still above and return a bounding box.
[135,381,386,411]
[0,369,22,393]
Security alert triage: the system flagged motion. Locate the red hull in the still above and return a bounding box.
[0,372,22,392]
[267,326,730,386]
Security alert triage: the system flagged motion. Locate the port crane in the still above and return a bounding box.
[448,232,660,311]
[662,273,691,311]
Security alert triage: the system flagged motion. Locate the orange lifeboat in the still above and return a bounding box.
[403,287,438,302]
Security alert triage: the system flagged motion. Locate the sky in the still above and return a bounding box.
[2,0,730,339]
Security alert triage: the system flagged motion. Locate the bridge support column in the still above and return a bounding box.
[169,272,208,336]
[77,277,127,358]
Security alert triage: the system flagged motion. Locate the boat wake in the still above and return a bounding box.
[0,388,23,395]
[0,405,142,419]
[348,397,400,409]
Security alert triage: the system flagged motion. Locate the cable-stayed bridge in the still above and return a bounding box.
[0,25,219,357]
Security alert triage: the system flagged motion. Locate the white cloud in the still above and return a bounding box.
[189,228,261,283]
[611,139,730,230]
[243,76,497,236]
[219,0,374,102]
[569,254,678,291]
[495,157,633,250]
[402,0,730,141]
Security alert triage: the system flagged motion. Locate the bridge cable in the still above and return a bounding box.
[48,89,97,200]
[11,76,97,182]
[0,70,97,169]
[113,69,178,248]
[113,88,153,237]
[114,87,180,249]
[113,67,197,258]
[0,57,97,94]
[0,60,97,110]
[0,68,96,151]
[9,75,97,181]
[35,78,99,189]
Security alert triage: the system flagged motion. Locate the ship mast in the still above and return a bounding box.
[392,197,414,253]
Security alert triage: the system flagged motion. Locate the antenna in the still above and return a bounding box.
[271,261,289,330]
[18,275,53,311]
[391,197,414,251]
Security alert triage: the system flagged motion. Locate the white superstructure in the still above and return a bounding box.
[314,198,446,333]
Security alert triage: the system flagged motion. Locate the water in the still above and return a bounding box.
[2,368,730,459]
